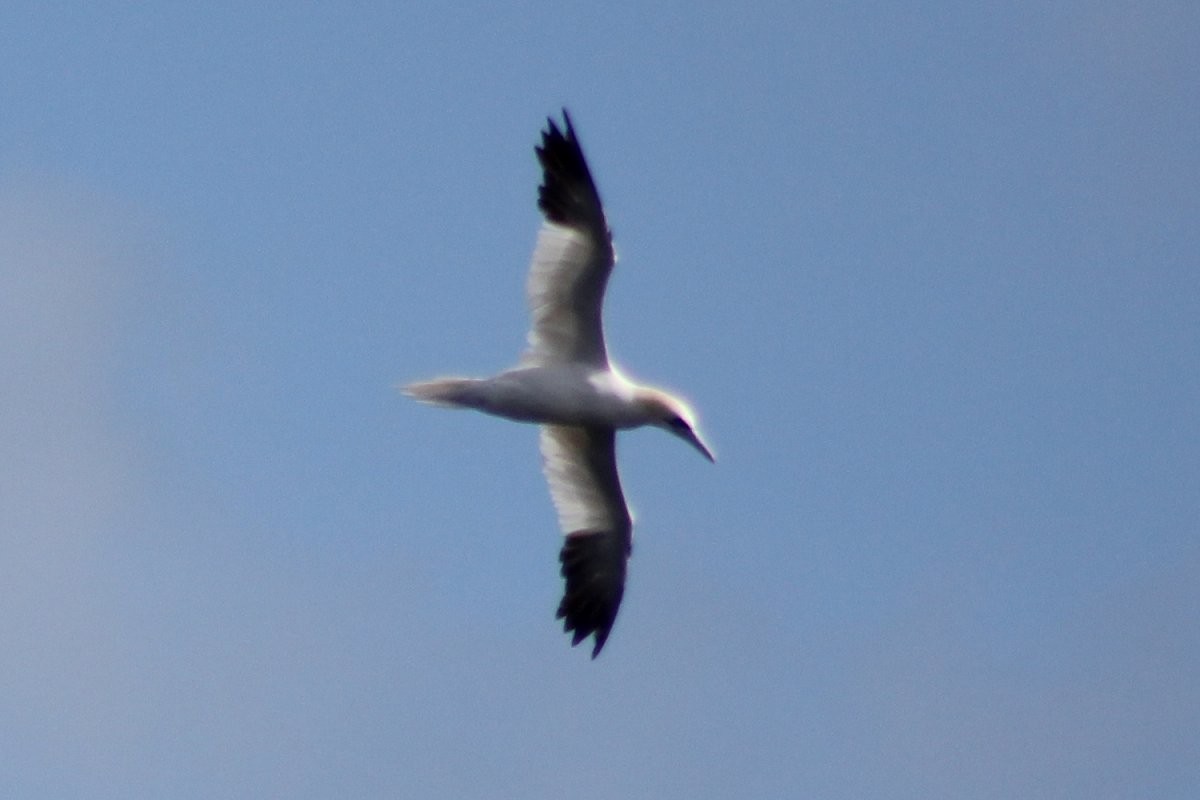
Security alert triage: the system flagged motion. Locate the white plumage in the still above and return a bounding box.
[406,110,713,657]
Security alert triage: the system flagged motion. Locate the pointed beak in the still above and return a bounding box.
[683,428,716,463]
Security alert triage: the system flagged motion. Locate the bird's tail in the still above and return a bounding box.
[402,376,484,409]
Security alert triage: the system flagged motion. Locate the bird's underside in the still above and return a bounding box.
[405,110,712,658]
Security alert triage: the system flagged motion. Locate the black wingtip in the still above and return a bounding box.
[557,602,612,658]
[543,108,573,136]
[556,530,628,658]
[535,109,607,231]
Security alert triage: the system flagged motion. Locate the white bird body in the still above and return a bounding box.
[406,111,713,657]
[408,365,670,428]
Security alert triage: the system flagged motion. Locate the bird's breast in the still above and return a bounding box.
[479,367,645,427]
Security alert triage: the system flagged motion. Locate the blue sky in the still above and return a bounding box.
[2,2,1197,797]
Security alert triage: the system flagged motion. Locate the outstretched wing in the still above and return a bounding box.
[522,110,616,368]
[540,424,632,657]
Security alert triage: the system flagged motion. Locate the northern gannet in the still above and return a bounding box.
[406,110,714,657]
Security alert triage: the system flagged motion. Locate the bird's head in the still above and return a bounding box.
[639,389,716,463]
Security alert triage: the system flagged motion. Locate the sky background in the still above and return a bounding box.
[2,2,1197,797]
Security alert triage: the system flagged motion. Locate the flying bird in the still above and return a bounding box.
[405,110,714,657]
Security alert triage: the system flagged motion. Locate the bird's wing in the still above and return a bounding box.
[521,110,616,369]
[540,424,632,657]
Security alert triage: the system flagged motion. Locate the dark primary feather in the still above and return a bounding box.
[557,529,631,658]
[536,110,610,236]
[522,111,617,369]
[541,425,633,658]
